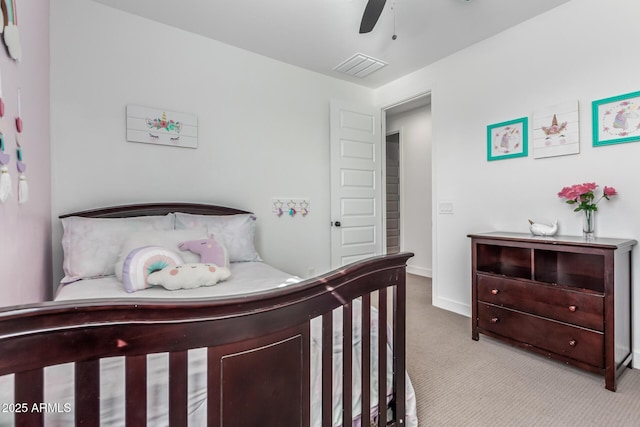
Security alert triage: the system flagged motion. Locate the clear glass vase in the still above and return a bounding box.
[583,210,595,240]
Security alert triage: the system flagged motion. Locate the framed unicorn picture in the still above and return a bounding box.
[532,101,580,159]
[592,90,640,147]
[486,117,528,161]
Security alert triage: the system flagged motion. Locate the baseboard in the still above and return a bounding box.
[407,265,432,277]
[633,350,640,370]
[432,296,470,318]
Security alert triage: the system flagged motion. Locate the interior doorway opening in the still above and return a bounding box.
[383,93,432,277]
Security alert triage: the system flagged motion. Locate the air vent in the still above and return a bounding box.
[334,53,387,78]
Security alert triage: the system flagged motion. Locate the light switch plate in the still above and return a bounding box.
[438,201,454,214]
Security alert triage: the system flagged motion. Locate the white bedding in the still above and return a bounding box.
[2,262,417,426]
[55,261,301,301]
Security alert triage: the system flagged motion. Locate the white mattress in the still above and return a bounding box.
[1,262,417,426]
[55,261,302,301]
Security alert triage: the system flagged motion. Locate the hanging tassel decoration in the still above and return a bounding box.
[17,171,27,203]
[14,87,27,203]
[15,91,26,203]
[0,165,10,202]
[0,132,10,202]
[16,88,22,132]
[16,137,27,204]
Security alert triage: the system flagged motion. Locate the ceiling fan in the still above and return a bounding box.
[359,0,387,34]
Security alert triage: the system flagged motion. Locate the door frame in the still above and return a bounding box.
[380,91,431,257]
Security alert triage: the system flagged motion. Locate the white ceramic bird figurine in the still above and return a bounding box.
[528,219,558,236]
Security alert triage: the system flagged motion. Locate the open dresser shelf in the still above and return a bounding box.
[469,232,636,391]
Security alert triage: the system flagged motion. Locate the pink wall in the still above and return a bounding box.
[0,1,51,306]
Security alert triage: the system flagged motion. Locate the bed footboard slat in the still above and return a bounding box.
[394,280,407,425]
[378,288,388,426]
[361,294,371,427]
[125,355,147,425]
[322,312,333,427]
[343,302,353,426]
[76,359,100,426]
[169,351,188,427]
[14,368,43,426]
[207,347,220,424]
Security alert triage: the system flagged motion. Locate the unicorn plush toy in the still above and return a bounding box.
[178,235,229,267]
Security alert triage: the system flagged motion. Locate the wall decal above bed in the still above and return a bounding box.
[126,105,198,149]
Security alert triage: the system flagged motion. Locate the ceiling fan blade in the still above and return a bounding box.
[359,0,387,34]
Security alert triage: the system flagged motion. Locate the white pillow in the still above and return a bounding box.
[174,213,261,262]
[114,227,209,280]
[60,214,174,284]
[121,246,184,293]
[147,263,231,290]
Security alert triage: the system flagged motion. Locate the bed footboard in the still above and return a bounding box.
[0,252,413,426]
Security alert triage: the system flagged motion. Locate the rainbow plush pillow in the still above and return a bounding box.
[121,246,184,293]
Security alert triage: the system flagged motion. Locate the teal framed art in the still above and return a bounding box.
[592,90,640,147]
[487,117,528,161]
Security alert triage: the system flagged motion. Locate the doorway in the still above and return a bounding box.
[383,93,432,277]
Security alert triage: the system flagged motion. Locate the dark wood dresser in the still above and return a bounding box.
[468,232,636,391]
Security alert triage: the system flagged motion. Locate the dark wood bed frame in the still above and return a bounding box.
[0,203,413,426]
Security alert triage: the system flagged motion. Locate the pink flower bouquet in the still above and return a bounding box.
[557,182,617,212]
[558,182,617,238]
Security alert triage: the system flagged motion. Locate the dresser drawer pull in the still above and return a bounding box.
[568,305,577,312]
[569,340,577,347]
[491,289,499,295]
[491,317,499,324]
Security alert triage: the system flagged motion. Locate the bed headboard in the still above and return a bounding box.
[59,202,252,219]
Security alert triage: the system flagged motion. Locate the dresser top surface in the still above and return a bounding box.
[468,231,637,249]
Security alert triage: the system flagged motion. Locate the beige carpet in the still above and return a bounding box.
[405,274,640,426]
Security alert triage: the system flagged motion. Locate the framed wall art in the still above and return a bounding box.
[592,90,640,147]
[487,117,528,161]
[532,101,580,159]
[126,105,198,149]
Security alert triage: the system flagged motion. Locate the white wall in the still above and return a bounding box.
[50,0,373,285]
[386,105,432,277]
[375,0,640,362]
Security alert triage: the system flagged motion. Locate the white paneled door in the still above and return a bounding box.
[330,100,382,268]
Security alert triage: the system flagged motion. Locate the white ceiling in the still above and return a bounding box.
[90,0,571,88]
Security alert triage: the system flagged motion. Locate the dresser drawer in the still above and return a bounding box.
[477,274,604,331]
[478,303,604,368]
